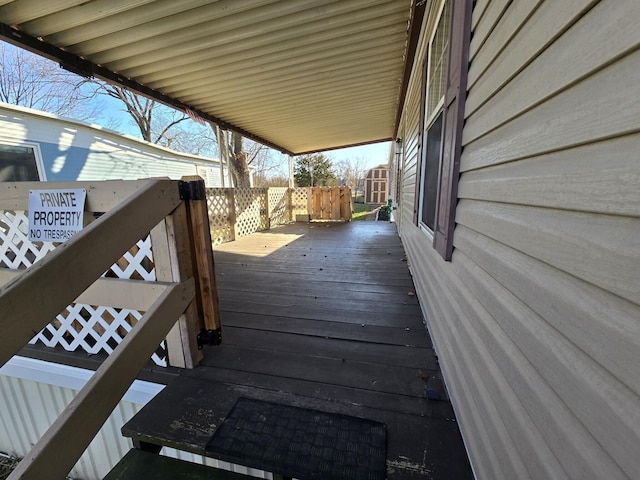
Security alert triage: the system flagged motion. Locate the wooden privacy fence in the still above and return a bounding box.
[206,186,352,245]
[309,186,352,221]
[0,178,220,479]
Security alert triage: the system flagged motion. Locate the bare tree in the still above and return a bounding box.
[211,128,281,188]
[253,173,289,187]
[96,84,189,143]
[231,131,251,188]
[335,156,368,193]
[0,43,99,120]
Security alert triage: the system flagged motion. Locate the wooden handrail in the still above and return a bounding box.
[0,177,221,479]
[0,179,182,367]
[8,278,195,480]
[0,269,172,311]
[0,179,158,212]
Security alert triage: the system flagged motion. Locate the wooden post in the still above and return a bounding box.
[181,176,222,335]
[149,202,203,368]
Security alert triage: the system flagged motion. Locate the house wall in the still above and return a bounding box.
[0,103,227,186]
[394,1,640,479]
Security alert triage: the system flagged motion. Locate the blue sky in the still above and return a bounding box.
[328,142,392,171]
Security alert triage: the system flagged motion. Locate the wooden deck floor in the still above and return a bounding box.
[124,222,472,479]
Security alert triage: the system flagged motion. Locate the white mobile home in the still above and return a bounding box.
[0,102,229,186]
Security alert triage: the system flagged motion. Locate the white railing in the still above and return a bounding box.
[205,186,352,246]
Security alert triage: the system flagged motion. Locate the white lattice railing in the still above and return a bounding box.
[204,187,351,245]
[205,188,235,246]
[0,210,166,365]
[291,187,309,219]
[268,187,289,226]
[205,187,291,245]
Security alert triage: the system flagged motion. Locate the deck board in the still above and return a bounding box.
[122,222,471,479]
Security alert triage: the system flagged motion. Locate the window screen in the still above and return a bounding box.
[421,111,443,230]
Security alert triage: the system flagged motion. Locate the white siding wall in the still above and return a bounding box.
[0,103,223,186]
[395,1,640,479]
[0,362,144,480]
[0,358,270,479]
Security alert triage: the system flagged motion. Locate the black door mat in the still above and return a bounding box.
[205,397,387,480]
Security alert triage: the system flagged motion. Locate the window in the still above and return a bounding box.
[420,111,444,229]
[0,144,42,181]
[417,0,451,232]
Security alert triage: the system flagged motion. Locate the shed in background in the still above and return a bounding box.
[364,164,388,205]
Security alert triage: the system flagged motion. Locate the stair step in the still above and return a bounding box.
[103,449,253,480]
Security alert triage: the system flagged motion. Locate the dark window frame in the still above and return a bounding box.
[414,0,473,261]
[433,0,472,260]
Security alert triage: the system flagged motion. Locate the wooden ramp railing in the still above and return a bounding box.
[0,177,220,479]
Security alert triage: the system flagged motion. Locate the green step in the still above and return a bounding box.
[103,449,253,480]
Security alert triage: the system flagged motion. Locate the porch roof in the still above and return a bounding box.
[0,0,420,155]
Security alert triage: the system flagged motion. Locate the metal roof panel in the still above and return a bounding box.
[0,0,414,154]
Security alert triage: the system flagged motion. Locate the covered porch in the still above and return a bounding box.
[120,221,472,479]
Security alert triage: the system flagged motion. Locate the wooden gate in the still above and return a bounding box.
[308,187,352,221]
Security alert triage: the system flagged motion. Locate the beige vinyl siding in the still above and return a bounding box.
[395,0,640,478]
[396,36,423,228]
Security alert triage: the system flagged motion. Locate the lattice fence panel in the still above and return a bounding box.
[291,187,309,218]
[0,210,56,268]
[205,188,235,246]
[268,188,290,225]
[234,188,268,238]
[0,210,167,366]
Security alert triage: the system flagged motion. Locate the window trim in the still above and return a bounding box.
[414,0,450,233]
[432,0,473,260]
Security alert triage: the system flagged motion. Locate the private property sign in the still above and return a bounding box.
[28,189,86,242]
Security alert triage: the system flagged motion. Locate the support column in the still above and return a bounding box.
[288,155,294,188]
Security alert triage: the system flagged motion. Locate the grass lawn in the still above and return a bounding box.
[352,203,377,221]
